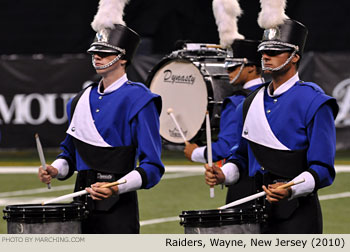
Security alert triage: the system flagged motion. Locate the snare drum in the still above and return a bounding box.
[3,203,87,234]
[147,43,235,144]
[179,205,265,234]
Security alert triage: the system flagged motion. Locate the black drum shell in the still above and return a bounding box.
[179,206,265,234]
[3,203,87,234]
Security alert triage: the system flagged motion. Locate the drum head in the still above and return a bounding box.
[149,59,208,144]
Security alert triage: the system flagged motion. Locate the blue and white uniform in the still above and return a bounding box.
[191,78,263,163]
[222,73,338,233]
[52,74,164,233]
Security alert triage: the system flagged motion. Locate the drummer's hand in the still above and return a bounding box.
[38,165,58,184]
[205,163,225,186]
[85,182,118,200]
[184,143,198,161]
[262,182,292,203]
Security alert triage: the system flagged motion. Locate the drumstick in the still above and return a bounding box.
[206,111,215,198]
[206,44,223,49]
[218,178,305,209]
[167,108,189,145]
[41,179,127,205]
[35,133,51,190]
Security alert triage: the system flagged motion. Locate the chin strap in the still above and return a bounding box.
[92,53,123,70]
[229,63,245,84]
[227,58,248,85]
[261,49,297,72]
[259,41,299,72]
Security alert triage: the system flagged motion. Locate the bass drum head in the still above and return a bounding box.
[149,59,208,144]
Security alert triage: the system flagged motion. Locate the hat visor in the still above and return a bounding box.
[224,59,246,69]
[87,44,119,54]
[225,62,243,69]
[258,43,293,52]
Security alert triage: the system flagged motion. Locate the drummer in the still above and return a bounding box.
[184,39,264,203]
[38,3,164,233]
[205,19,338,233]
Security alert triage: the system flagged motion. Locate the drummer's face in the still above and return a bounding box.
[260,50,296,73]
[93,53,126,74]
[227,65,247,85]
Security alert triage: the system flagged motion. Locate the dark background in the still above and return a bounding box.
[0,0,349,55]
[1,0,350,149]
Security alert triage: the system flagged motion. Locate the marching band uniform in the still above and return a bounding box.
[50,24,164,234]
[221,20,339,233]
[190,40,263,164]
[191,79,262,163]
[189,40,264,206]
[221,77,262,205]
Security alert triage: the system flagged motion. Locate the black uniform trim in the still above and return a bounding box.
[203,147,208,163]
[308,161,335,191]
[248,141,307,179]
[56,156,76,181]
[230,86,251,98]
[135,167,148,189]
[307,167,321,192]
[73,138,136,174]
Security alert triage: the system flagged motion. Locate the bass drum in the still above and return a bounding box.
[3,202,87,234]
[147,44,235,144]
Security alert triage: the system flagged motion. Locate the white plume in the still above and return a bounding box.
[91,0,130,32]
[258,0,289,29]
[213,0,244,48]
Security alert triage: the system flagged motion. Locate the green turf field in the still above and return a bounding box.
[0,149,349,234]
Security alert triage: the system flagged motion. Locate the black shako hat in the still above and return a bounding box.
[87,24,140,62]
[225,39,261,68]
[258,19,308,56]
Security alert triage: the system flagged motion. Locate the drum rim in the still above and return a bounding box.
[3,202,87,223]
[145,52,227,88]
[179,206,266,227]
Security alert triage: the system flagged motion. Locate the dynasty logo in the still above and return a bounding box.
[163,69,195,85]
[169,127,188,138]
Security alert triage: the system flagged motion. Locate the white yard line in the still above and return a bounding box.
[140,216,180,226]
[0,185,73,198]
[318,191,350,200]
[0,197,55,206]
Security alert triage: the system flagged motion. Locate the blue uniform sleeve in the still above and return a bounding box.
[210,97,244,162]
[131,99,164,189]
[225,102,249,173]
[307,102,336,189]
